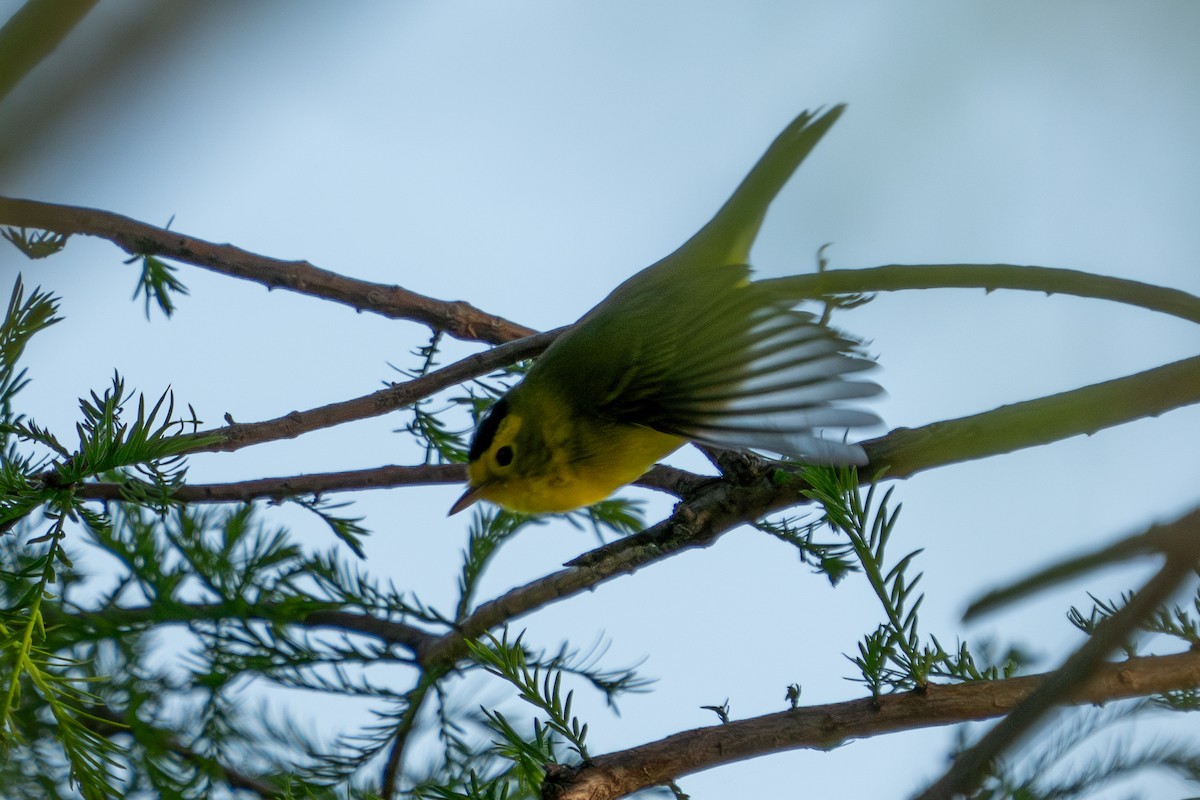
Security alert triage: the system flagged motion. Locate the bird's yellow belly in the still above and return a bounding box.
[500,425,684,514]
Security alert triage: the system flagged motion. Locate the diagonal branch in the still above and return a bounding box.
[416,475,784,667]
[181,326,561,454]
[0,196,534,344]
[865,353,1200,477]
[966,510,1200,619]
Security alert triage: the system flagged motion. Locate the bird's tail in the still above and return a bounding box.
[677,104,846,267]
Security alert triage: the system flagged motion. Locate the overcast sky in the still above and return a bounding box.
[3,2,1200,797]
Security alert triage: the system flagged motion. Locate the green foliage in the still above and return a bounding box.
[755,511,858,586]
[396,333,536,468]
[0,517,123,800]
[292,495,370,559]
[1069,584,1200,653]
[2,227,70,259]
[798,466,1023,695]
[700,699,730,724]
[2,369,219,531]
[466,629,591,761]
[0,276,61,418]
[562,498,644,544]
[398,332,472,465]
[1069,580,1200,713]
[127,236,189,319]
[456,509,535,621]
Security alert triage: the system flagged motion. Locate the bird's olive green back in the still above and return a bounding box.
[522,105,878,456]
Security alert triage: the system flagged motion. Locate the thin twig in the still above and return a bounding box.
[84,704,283,798]
[76,464,465,503]
[779,263,1200,325]
[380,670,446,800]
[61,603,437,654]
[182,327,562,454]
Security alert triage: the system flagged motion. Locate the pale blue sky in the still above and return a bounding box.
[3,2,1199,797]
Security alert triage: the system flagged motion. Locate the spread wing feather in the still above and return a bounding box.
[527,105,882,465]
[592,291,882,464]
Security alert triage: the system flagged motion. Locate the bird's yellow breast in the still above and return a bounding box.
[472,388,685,514]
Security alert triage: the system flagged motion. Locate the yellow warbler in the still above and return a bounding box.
[452,105,880,515]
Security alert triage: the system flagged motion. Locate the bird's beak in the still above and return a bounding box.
[449,483,486,516]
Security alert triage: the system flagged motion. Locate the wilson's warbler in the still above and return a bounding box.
[451,105,881,515]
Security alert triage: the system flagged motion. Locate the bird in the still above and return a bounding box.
[451,105,881,515]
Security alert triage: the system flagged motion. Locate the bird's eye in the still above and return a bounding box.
[495,445,514,467]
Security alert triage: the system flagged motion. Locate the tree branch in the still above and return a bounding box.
[790,263,1200,325]
[61,602,437,654]
[76,464,465,503]
[0,195,534,344]
[4,198,1196,344]
[416,475,817,668]
[380,669,446,800]
[84,704,283,798]
[547,650,1200,800]
[181,326,561,453]
[917,506,1200,799]
[864,353,1200,477]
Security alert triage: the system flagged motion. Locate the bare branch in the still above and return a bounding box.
[917,506,1200,800]
[549,650,1200,800]
[789,263,1200,325]
[62,602,436,654]
[417,475,808,668]
[76,464,465,503]
[183,326,561,453]
[4,199,1197,344]
[0,196,533,343]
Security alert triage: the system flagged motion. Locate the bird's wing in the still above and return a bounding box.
[595,287,881,464]
[532,104,880,463]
